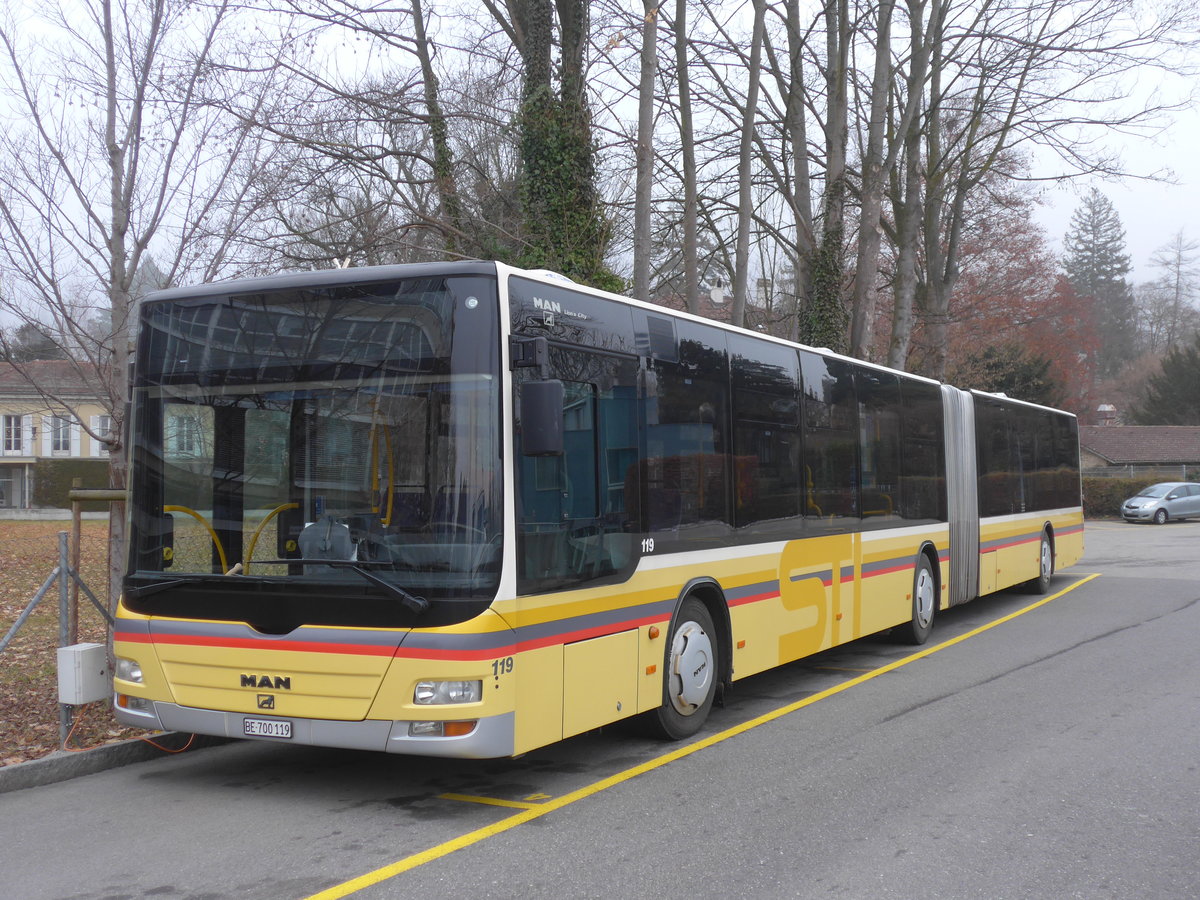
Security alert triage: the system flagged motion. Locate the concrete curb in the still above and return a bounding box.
[0,733,230,795]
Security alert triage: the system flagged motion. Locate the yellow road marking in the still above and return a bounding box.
[304,574,1100,899]
[437,793,543,810]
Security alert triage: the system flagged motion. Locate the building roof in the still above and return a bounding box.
[1079,425,1200,465]
[0,360,106,401]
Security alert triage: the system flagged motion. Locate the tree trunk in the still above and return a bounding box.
[632,1,658,302]
[411,0,464,256]
[804,0,850,352]
[785,0,813,343]
[730,0,766,329]
[887,0,935,370]
[675,0,700,315]
[848,0,896,360]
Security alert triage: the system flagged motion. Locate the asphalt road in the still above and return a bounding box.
[3,519,1197,900]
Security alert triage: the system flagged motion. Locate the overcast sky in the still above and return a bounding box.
[1036,102,1200,285]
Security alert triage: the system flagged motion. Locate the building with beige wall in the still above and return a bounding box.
[0,361,113,510]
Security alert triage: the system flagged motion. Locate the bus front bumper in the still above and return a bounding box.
[114,695,515,759]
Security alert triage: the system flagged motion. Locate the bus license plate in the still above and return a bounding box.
[243,718,292,739]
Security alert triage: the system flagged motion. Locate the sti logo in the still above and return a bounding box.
[240,674,292,690]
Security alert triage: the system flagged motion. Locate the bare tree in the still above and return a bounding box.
[0,0,281,609]
[1146,230,1200,352]
[902,0,1196,377]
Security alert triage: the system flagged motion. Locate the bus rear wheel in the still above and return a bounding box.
[894,554,936,645]
[645,597,718,740]
[1022,531,1053,594]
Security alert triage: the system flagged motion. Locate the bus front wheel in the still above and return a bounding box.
[645,597,718,740]
[894,554,936,645]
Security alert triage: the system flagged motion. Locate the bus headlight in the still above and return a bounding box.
[413,680,482,705]
[115,657,143,684]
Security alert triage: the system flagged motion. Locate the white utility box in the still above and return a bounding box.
[57,642,110,705]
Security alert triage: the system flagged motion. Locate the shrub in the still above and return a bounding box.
[1081,477,1170,518]
[31,459,111,510]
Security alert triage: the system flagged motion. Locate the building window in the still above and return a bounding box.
[175,416,199,454]
[3,415,21,452]
[51,416,71,453]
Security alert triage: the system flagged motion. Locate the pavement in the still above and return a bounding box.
[0,732,228,795]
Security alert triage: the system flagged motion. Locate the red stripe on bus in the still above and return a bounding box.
[862,563,915,579]
[115,631,396,657]
[727,590,780,607]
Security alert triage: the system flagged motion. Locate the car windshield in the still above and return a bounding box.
[1136,484,1174,498]
[125,271,502,622]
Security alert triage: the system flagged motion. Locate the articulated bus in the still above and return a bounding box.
[113,261,1083,757]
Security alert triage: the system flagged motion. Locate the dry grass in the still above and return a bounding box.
[0,519,141,766]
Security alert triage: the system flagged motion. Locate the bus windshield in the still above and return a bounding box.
[124,271,501,629]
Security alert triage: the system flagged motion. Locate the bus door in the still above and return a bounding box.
[515,345,640,595]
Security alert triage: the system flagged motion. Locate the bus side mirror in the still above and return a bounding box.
[520,380,564,456]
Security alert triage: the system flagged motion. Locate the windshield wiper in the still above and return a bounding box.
[348,565,429,615]
[257,559,429,615]
[125,573,270,600]
[126,578,188,600]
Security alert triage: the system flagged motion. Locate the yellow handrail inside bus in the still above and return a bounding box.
[163,504,229,574]
[369,417,395,526]
[243,502,300,574]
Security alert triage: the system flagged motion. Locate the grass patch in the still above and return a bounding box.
[0,519,141,765]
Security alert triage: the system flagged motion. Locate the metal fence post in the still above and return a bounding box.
[58,530,72,747]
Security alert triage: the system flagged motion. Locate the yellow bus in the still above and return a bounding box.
[113,262,1084,757]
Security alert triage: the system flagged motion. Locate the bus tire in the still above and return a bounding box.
[1022,531,1053,594]
[645,597,718,740]
[894,553,936,645]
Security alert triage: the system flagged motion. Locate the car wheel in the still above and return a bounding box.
[1153,508,1168,525]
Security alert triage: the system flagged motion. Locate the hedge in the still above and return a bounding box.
[1080,476,1190,519]
[32,459,113,511]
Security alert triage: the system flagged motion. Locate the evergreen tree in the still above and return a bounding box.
[947,343,1064,407]
[1061,189,1135,379]
[1,323,68,362]
[1128,331,1200,424]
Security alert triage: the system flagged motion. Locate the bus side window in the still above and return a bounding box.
[644,321,732,538]
[729,333,801,531]
[800,352,859,529]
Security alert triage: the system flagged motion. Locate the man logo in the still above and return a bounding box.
[257,694,275,710]
[240,674,292,690]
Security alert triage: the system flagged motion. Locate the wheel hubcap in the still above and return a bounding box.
[1041,539,1052,578]
[914,568,935,629]
[669,621,713,716]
